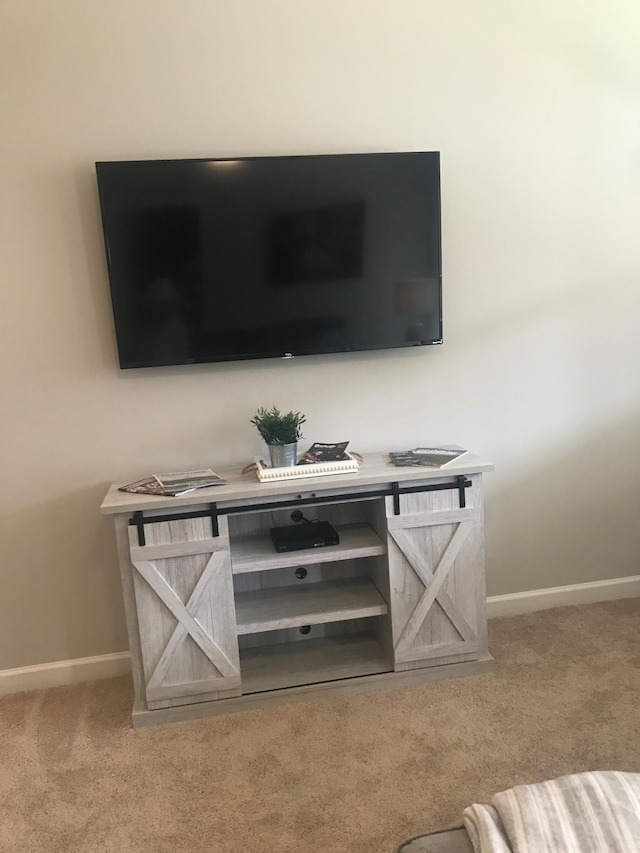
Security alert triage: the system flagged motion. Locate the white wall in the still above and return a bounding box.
[2,0,639,669]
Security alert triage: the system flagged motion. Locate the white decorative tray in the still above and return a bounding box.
[254,452,360,482]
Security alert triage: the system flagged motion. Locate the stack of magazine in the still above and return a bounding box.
[389,448,468,468]
[118,468,227,497]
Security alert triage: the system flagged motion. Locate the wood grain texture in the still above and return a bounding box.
[390,522,473,655]
[239,631,391,694]
[232,560,370,595]
[386,508,475,530]
[100,451,495,515]
[396,640,481,664]
[235,577,388,635]
[114,516,147,707]
[128,515,241,707]
[105,458,491,722]
[129,538,223,562]
[146,675,242,702]
[230,523,386,574]
[237,616,378,651]
[385,482,487,669]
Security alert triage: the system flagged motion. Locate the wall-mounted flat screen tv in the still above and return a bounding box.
[95,152,442,368]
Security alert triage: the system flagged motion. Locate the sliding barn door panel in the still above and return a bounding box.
[128,515,241,709]
[386,476,487,671]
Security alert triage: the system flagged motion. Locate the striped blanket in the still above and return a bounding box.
[463,771,640,852]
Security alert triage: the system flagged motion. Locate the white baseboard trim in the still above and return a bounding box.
[0,651,131,696]
[487,575,640,618]
[1,576,638,696]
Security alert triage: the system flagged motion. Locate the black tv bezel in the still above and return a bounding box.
[95,151,443,369]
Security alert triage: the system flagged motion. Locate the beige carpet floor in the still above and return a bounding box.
[1,599,639,853]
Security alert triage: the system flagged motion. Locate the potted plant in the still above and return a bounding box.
[251,406,306,468]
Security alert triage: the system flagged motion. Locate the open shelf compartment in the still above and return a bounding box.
[234,576,388,636]
[230,521,386,574]
[239,630,391,694]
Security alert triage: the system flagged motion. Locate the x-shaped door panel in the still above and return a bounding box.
[133,553,240,701]
[128,525,240,704]
[387,508,480,664]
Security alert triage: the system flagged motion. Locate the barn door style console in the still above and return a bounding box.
[101,452,494,727]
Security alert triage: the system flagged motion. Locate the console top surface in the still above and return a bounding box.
[100,451,494,515]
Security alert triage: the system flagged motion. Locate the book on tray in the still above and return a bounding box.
[297,441,350,465]
[389,448,468,468]
[119,469,227,497]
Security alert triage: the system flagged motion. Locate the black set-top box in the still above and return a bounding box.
[270,521,340,553]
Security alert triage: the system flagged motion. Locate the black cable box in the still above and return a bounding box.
[270,521,340,553]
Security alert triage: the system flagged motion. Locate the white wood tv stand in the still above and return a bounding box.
[101,452,494,727]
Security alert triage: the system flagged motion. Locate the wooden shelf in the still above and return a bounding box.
[240,631,391,694]
[230,522,386,574]
[234,577,388,636]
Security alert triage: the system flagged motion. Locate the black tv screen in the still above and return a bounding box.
[95,152,442,368]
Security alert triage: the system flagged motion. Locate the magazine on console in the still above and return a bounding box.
[389,447,468,468]
[297,441,350,465]
[119,468,227,497]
